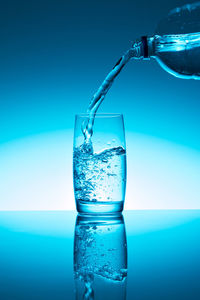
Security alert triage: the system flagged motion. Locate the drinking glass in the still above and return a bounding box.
[73,113,126,214]
[74,214,127,299]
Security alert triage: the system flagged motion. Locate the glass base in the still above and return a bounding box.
[76,200,124,215]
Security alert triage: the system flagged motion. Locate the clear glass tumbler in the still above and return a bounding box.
[73,113,126,214]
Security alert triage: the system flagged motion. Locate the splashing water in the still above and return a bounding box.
[73,146,126,204]
[81,41,143,141]
[73,43,142,206]
[83,277,94,300]
[74,43,142,209]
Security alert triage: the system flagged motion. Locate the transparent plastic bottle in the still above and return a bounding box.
[133,2,200,79]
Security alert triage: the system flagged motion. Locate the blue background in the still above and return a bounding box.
[0,0,199,210]
[0,0,199,150]
[0,3,199,296]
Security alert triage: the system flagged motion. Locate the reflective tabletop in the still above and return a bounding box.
[0,210,199,299]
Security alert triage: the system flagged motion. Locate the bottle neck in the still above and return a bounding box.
[131,36,155,60]
[146,36,155,57]
[141,36,155,59]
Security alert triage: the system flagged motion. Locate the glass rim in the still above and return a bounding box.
[75,113,123,118]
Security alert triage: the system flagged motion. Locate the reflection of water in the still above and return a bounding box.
[73,214,127,300]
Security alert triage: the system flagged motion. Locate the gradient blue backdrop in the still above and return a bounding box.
[0,0,199,210]
[0,0,199,149]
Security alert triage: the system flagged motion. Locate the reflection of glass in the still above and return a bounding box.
[73,114,126,214]
[73,214,127,300]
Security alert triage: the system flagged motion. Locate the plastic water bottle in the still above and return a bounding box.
[133,2,200,79]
